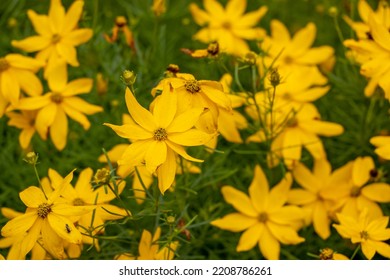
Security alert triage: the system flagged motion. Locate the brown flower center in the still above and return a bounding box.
[153,127,168,141]
[37,203,52,219]
[184,79,201,94]
[51,33,61,44]
[286,117,298,127]
[319,248,334,260]
[222,21,232,29]
[0,58,10,72]
[284,56,293,64]
[350,186,361,197]
[258,212,268,223]
[50,92,63,103]
[73,198,85,206]
[360,230,369,240]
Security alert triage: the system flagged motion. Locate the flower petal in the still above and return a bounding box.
[62,0,84,34]
[62,78,93,96]
[1,211,37,237]
[145,140,167,173]
[50,106,68,150]
[49,0,65,34]
[156,147,176,194]
[125,87,156,131]
[221,186,258,217]
[56,43,79,66]
[168,129,213,146]
[352,157,375,187]
[259,226,280,260]
[104,123,153,140]
[361,183,390,203]
[118,140,152,166]
[292,162,321,192]
[15,69,43,97]
[237,223,264,252]
[165,141,204,162]
[1,70,20,104]
[153,83,177,128]
[62,29,93,46]
[19,186,47,207]
[267,222,305,244]
[11,36,51,52]
[35,103,58,139]
[248,165,269,212]
[167,107,205,133]
[27,10,51,36]
[211,213,257,232]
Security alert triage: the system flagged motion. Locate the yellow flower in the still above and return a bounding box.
[14,73,102,151]
[190,0,267,56]
[322,157,390,220]
[262,20,334,76]
[0,54,44,116]
[344,15,390,99]
[181,41,220,58]
[319,248,349,260]
[11,0,93,77]
[105,85,213,194]
[103,16,134,50]
[333,210,390,259]
[54,168,128,250]
[370,136,390,160]
[152,0,166,17]
[288,159,341,240]
[343,0,390,39]
[116,227,178,260]
[6,110,39,150]
[211,165,305,260]
[0,170,95,259]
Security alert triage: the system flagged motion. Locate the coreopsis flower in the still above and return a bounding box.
[344,0,390,39]
[105,85,213,193]
[11,0,93,77]
[189,0,267,56]
[370,136,390,160]
[152,0,166,17]
[212,165,305,260]
[51,168,128,250]
[262,20,334,79]
[0,54,44,116]
[103,16,134,50]
[344,15,390,99]
[14,73,103,151]
[116,227,178,260]
[333,209,390,259]
[0,170,95,259]
[322,157,390,220]
[288,159,341,239]
[247,99,344,169]
[0,207,26,259]
[6,110,39,150]
[181,41,220,58]
[318,248,349,260]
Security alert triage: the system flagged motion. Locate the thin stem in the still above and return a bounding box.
[33,164,47,199]
[350,244,361,260]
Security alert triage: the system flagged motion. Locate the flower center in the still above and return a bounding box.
[73,198,85,206]
[37,203,52,219]
[0,57,10,72]
[153,127,168,141]
[222,21,232,29]
[184,79,201,94]
[360,230,369,240]
[207,42,219,56]
[319,248,334,260]
[51,33,61,44]
[51,92,63,103]
[286,117,298,127]
[284,56,293,64]
[258,212,268,223]
[350,186,361,197]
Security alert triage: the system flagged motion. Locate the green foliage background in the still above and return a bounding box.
[0,0,389,259]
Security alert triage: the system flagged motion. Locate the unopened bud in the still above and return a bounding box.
[269,68,281,87]
[24,152,38,165]
[121,70,136,86]
[93,168,111,185]
[328,7,338,17]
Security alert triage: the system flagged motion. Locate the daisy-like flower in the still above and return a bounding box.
[190,0,267,56]
[0,54,44,116]
[212,165,305,260]
[6,110,39,150]
[116,227,178,260]
[322,157,390,220]
[181,41,220,59]
[105,84,213,194]
[343,0,390,39]
[288,159,342,239]
[333,209,390,259]
[50,168,128,250]
[11,0,93,77]
[0,170,95,259]
[262,20,334,77]
[344,15,390,99]
[13,73,103,151]
[370,136,390,160]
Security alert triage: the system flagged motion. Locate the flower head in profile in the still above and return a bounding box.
[212,165,305,260]
[190,0,267,56]
[333,209,390,259]
[6,110,39,150]
[11,0,93,77]
[0,170,95,259]
[105,84,213,193]
[116,227,178,260]
[13,73,103,151]
[370,135,390,160]
[318,248,349,260]
[103,16,134,50]
[0,54,44,116]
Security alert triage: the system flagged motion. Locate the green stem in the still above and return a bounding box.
[350,244,361,260]
[33,164,47,199]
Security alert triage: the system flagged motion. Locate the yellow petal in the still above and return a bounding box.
[236,6,268,28]
[168,129,213,146]
[98,144,128,163]
[62,78,93,96]
[268,173,292,211]
[293,162,321,192]
[221,186,258,217]
[50,106,68,151]
[200,81,231,110]
[281,129,302,166]
[248,165,269,212]
[62,29,93,46]
[267,222,305,244]
[118,140,152,166]
[370,240,390,259]
[204,0,225,20]
[15,69,43,97]
[288,189,316,205]
[6,54,45,72]
[19,186,47,207]
[362,183,390,202]
[11,36,51,52]
[97,204,128,220]
[269,20,291,46]
[41,220,66,259]
[290,22,316,55]
[125,87,156,131]
[313,201,331,240]
[369,16,390,52]
[300,120,344,136]
[153,83,177,128]
[352,157,375,187]
[269,205,304,225]
[259,226,280,260]
[104,123,153,140]
[156,147,176,194]
[62,0,84,34]
[165,140,204,162]
[237,223,264,252]
[295,46,334,65]
[20,218,42,258]
[62,103,91,130]
[27,10,51,36]
[35,103,58,139]
[56,43,79,66]
[366,216,390,241]
[1,212,37,237]
[211,213,257,232]
[189,3,210,25]
[145,140,167,173]
[167,107,204,133]
[1,70,20,104]
[225,0,246,19]
[361,242,376,260]
[49,0,65,34]
[300,131,325,159]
